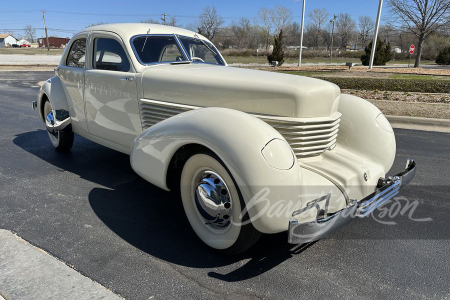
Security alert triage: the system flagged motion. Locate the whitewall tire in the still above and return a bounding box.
[180,152,261,255]
[43,100,74,151]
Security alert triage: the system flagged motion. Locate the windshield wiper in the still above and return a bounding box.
[141,29,151,53]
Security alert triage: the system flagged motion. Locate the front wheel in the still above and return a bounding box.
[43,100,74,151]
[180,152,261,255]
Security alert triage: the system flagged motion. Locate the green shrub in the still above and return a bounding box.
[268,30,285,66]
[436,46,450,65]
[361,38,392,66]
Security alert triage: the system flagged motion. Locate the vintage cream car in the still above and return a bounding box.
[34,23,416,254]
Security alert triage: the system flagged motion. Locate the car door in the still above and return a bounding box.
[58,34,89,133]
[84,32,141,148]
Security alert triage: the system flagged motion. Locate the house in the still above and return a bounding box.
[392,47,402,54]
[0,34,18,47]
[37,36,70,48]
[17,39,31,46]
[286,45,308,50]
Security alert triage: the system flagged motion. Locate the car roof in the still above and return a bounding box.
[81,23,207,41]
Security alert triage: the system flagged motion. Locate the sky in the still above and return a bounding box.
[1,0,384,39]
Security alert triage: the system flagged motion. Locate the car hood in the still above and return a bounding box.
[141,64,340,118]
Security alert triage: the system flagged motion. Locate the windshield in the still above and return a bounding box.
[132,35,187,64]
[178,36,225,65]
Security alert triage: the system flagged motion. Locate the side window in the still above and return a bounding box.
[93,38,130,72]
[66,38,86,68]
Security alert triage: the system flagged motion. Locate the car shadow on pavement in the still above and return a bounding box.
[13,130,316,282]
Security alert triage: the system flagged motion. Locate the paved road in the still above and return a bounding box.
[0,71,449,300]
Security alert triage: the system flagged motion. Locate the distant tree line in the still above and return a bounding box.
[19,0,449,66]
[189,2,449,67]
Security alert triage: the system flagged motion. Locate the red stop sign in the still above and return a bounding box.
[409,45,415,54]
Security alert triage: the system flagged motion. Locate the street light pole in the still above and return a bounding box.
[298,0,306,66]
[369,0,384,69]
[330,15,336,60]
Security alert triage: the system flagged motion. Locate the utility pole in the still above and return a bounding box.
[330,15,336,60]
[42,10,50,51]
[369,0,384,69]
[161,13,167,25]
[297,0,306,66]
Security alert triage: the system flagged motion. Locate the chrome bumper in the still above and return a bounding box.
[288,159,416,244]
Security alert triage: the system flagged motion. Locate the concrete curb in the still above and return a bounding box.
[386,115,450,133]
[0,229,124,300]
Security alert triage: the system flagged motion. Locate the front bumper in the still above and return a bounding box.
[288,159,416,244]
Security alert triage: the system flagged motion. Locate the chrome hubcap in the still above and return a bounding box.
[43,102,59,144]
[194,170,232,230]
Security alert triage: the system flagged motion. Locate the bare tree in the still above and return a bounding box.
[198,6,224,41]
[358,16,374,47]
[379,24,396,43]
[142,19,160,24]
[86,22,105,28]
[284,21,301,47]
[270,5,293,33]
[23,25,36,43]
[308,8,329,49]
[258,7,273,49]
[336,13,356,48]
[231,18,251,48]
[142,15,178,26]
[388,0,450,67]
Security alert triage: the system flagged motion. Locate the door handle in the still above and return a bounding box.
[120,77,134,82]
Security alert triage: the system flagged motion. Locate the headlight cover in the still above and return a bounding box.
[261,138,295,170]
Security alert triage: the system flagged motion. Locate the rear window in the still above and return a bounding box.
[66,38,86,68]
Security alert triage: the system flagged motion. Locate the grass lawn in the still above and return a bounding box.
[0,48,64,55]
[388,74,449,80]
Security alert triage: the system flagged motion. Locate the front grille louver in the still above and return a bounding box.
[139,99,340,158]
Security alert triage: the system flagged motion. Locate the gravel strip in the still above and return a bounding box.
[343,89,450,104]
[368,99,450,119]
[0,54,61,65]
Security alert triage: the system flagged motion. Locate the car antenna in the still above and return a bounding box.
[141,28,151,53]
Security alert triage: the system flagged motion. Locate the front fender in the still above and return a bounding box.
[337,94,396,173]
[130,107,303,233]
[38,76,70,122]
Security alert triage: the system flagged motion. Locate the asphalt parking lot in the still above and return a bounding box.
[0,71,449,300]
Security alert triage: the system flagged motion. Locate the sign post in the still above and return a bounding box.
[408,45,415,68]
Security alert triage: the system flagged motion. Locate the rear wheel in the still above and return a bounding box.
[180,152,261,255]
[43,100,74,151]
